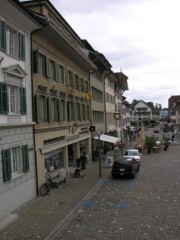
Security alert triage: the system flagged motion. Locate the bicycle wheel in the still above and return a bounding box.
[40,183,48,196]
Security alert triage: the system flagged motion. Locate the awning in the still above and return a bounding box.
[40,133,91,154]
[93,134,120,144]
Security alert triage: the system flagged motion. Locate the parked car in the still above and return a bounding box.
[163,128,168,132]
[111,156,138,178]
[154,129,159,133]
[124,149,141,171]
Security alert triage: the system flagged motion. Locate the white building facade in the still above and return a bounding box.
[0,0,41,221]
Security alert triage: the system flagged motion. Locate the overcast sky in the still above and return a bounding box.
[50,0,180,108]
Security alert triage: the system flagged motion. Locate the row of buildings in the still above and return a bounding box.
[0,0,129,222]
[0,0,179,225]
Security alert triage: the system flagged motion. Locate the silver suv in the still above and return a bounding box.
[124,149,141,171]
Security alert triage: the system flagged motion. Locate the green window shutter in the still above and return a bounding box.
[2,149,11,182]
[0,20,6,52]
[22,145,29,173]
[45,56,50,78]
[34,48,39,73]
[72,72,75,87]
[65,68,68,86]
[47,96,51,123]
[67,101,70,121]
[19,33,25,60]
[20,87,26,115]
[55,63,59,81]
[87,81,90,91]
[35,94,40,123]
[85,104,88,121]
[89,104,92,121]
[80,104,83,121]
[0,82,8,115]
[73,102,77,121]
[58,99,61,122]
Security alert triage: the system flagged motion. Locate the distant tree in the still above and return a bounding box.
[131,99,139,106]
[146,101,154,109]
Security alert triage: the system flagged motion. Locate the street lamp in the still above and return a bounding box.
[97,129,102,177]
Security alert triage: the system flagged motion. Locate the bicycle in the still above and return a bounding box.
[40,175,52,196]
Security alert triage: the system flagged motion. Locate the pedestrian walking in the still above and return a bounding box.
[172,134,175,141]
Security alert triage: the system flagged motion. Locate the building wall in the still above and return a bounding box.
[30,3,93,190]
[0,0,41,216]
[0,126,36,214]
[105,76,116,133]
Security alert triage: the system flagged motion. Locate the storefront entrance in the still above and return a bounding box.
[68,144,76,167]
[44,148,64,173]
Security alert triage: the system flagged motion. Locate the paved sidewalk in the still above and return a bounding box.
[0,139,138,240]
[2,130,179,240]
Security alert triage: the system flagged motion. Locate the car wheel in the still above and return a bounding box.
[112,173,117,179]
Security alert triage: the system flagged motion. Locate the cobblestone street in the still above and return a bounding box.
[0,133,179,240]
[54,141,180,240]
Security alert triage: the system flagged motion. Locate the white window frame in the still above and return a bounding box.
[7,85,19,114]
[10,146,22,178]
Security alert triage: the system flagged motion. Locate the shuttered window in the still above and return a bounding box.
[20,87,26,115]
[0,20,25,60]
[0,82,8,115]
[2,149,11,182]
[22,145,29,173]
[0,20,6,52]
[58,99,66,122]
[2,145,29,182]
[19,33,25,60]
[35,94,47,122]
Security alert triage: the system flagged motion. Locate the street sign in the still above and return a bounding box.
[114,113,121,120]
[89,126,96,132]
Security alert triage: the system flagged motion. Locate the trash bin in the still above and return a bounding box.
[81,155,86,170]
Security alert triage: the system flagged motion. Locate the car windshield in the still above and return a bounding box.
[127,151,139,156]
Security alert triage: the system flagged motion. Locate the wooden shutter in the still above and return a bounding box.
[34,48,39,73]
[73,102,77,121]
[85,104,88,121]
[67,101,70,121]
[22,145,29,173]
[80,103,83,121]
[88,104,92,121]
[47,96,51,123]
[20,87,26,115]
[45,56,50,78]
[2,149,11,182]
[0,20,6,52]
[35,94,40,123]
[58,99,61,122]
[55,63,59,81]
[19,33,25,60]
[65,68,69,85]
[0,83,8,115]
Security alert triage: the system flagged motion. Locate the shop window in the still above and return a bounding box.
[44,151,64,173]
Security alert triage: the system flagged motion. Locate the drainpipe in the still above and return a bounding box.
[89,68,97,161]
[30,23,49,196]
